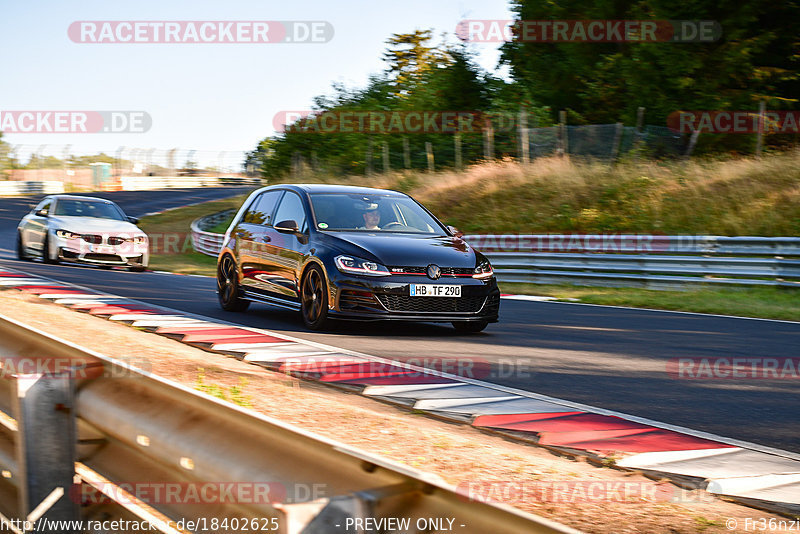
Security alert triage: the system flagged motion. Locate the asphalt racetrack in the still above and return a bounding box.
[1,188,798,453]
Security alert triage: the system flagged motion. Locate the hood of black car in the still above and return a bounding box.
[324,232,476,267]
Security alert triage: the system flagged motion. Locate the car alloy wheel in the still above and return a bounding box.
[16,232,31,261]
[301,264,329,330]
[42,234,59,264]
[217,255,250,312]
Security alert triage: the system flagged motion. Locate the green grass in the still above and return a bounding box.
[207,217,234,234]
[138,194,249,276]
[500,283,800,322]
[147,251,218,276]
[137,194,249,235]
[195,368,252,408]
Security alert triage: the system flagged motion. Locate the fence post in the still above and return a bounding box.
[633,107,646,157]
[454,133,462,170]
[611,122,624,160]
[62,145,71,185]
[756,101,766,158]
[291,151,301,179]
[483,116,494,160]
[636,107,645,132]
[402,138,411,169]
[366,138,374,176]
[685,129,701,159]
[518,109,530,164]
[13,374,79,530]
[559,111,568,157]
[167,148,177,176]
[425,142,434,172]
[382,141,390,173]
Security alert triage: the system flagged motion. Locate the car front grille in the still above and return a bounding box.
[389,266,474,277]
[376,294,487,313]
[83,253,123,262]
[82,234,102,244]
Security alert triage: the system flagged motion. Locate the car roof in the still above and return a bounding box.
[45,195,115,203]
[264,184,407,196]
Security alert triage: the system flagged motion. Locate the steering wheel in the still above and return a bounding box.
[382,222,404,229]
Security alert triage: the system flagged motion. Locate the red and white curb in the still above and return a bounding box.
[1,268,798,516]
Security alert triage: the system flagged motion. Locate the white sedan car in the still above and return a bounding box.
[16,195,149,271]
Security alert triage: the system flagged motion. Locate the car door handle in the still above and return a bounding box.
[260,236,271,242]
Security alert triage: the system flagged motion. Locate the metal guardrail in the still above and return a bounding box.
[0,181,65,196]
[463,235,800,288]
[190,213,800,288]
[0,314,578,533]
[191,209,235,257]
[463,234,800,257]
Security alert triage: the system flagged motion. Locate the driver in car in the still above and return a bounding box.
[358,204,381,230]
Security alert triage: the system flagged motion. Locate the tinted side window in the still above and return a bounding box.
[243,190,282,225]
[272,192,308,233]
[35,199,52,215]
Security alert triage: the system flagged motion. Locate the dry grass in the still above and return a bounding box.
[279,151,800,236]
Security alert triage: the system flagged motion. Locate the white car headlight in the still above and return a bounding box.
[55,229,81,239]
[472,258,494,279]
[335,255,390,276]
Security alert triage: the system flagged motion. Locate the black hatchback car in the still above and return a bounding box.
[216,184,499,332]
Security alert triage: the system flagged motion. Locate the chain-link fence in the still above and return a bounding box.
[525,124,689,160]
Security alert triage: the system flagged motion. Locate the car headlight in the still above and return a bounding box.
[473,258,494,279]
[335,255,390,276]
[55,229,81,239]
[131,235,147,244]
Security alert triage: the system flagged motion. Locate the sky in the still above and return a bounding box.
[0,0,512,167]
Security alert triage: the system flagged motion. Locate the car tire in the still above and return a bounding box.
[128,265,147,272]
[300,264,329,330]
[452,320,489,334]
[16,232,31,261]
[42,234,59,264]
[217,255,250,312]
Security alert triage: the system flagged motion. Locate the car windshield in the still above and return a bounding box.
[52,199,126,221]
[309,193,446,235]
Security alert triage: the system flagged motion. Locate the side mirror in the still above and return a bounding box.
[274,219,300,234]
[447,225,464,238]
[35,209,48,217]
[127,216,140,225]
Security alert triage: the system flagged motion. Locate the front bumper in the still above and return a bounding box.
[328,273,500,323]
[55,236,149,267]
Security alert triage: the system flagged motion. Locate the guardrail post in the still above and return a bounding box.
[13,373,79,530]
[279,483,417,534]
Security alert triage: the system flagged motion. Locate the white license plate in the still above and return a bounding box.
[93,246,114,254]
[410,284,461,297]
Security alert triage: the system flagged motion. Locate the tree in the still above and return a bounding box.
[501,0,800,134]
